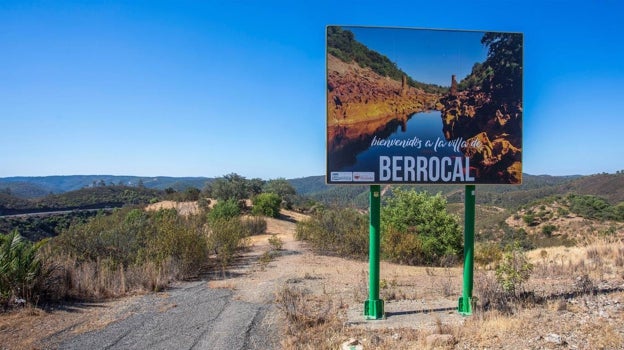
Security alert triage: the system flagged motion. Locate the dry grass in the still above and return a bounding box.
[274,236,624,350]
[276,285,344,350]
[528,237,624,283]
[41,255,178,301]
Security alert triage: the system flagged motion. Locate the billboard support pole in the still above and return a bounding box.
[458,184,475,315]
[364,185,384,319]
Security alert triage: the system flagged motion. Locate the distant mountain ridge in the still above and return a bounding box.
[0,175,213,198]
[290,173,623,209]
[2,173,622,210]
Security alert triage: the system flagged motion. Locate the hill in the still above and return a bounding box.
[3,172,622,211]
[289,173,623,209]
[0,186,165,241]
[0,185,162,215]
[0,175,213,198]
[560,173,624,205]
[327,26,446,94]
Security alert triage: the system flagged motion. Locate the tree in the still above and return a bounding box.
[207,173,250,201]
[184,187,201,201]
[247,178,265,197]
[381,188,462,265]
[263,178,297,208]
[480,32,523,103]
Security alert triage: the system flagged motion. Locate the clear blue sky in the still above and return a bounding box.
[348,27,488,87]
[1,0,623,179]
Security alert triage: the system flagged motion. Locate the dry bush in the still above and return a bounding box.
[436,269,457,298]
[39,208,212,302]
[242,215,267,236]
[474,271,514,314]
[39,254,179,301]
[206,217,249,275]
[295,208,368,259]
[276,285,343,350]
[474,242,503,269]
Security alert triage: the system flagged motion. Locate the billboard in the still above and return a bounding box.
[326,26,523,185]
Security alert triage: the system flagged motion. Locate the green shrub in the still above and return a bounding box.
[541,224,557,236]
[557,207,570,217]
[208,199,241,222]
[252,193,282,218]
[263,178,297,209]
[381,188,462,265]
[522,213,537,226]
[566,194,623,221]
[54,208,148,266]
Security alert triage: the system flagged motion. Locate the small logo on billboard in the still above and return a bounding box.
[353,172,375,182]
[331,172,353,182]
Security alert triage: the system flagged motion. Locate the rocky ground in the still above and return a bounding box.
[326,53,439,156]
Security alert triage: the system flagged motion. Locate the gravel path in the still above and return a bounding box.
[58,281,277,350]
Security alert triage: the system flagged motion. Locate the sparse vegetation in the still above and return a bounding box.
[295,207,368,259]
[2,172,624,349]
[268,234,283,251]
[495,244,533,295]
[566,194,624,221]
[275,285,340,349]
[0,204,254,304]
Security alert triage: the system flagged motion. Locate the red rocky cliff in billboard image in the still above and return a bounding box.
[326,26,523,185]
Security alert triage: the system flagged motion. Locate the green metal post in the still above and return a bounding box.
[458,185,475,315]
[364,185,384,319]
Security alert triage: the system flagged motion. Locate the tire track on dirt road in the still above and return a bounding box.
[58,282,276,350]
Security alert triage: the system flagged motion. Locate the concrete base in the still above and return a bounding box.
[364,299,385,320]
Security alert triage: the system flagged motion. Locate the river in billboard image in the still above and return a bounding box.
[341,111,464,176]
[337,111,464,173]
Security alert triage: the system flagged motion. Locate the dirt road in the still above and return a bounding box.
[57,282,276,350]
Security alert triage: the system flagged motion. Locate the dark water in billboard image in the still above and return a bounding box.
[335,111,465,173]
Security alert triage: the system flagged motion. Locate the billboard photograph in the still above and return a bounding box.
[326,26,523,185]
